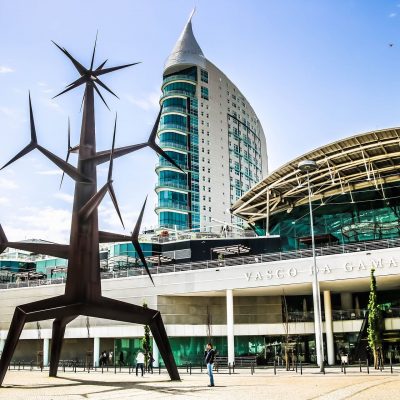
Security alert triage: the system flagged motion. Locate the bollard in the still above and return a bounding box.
[344,362,346,375]
[323,361,325,375]
[295,359,298,373]
[233,361,235,374]
[228,362,231,375]
[367,358,369,374]
[390,356,393,374]
[274,360,276,375]
[114,363,117,374]
[340,362,343,373]
[359,359,362,373]
[30,360,33,371]
[159,364,161,375]
[201,362,203,373]
[300,360,302,375]
[189,362,192,375]
[63,362,66,373]
[18,361,21,371]
[186,362,188,373]
[102,365,104,374]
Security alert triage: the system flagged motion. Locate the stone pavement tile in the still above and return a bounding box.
[0,369,398,400]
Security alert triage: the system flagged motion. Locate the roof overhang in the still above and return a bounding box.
[231,127,400,223]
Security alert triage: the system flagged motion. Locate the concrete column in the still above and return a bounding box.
[341,292,353,310]
[43,338,50,367]
[226,289,235,365]
[93,337,100,367]
[323,290,335,366]
[153,340,159,368]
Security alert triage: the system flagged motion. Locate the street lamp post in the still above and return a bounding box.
[298,160,325,373]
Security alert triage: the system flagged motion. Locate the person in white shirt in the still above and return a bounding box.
[136,351,145,376]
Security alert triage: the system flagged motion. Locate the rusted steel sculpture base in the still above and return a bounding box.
[0,38,180,385]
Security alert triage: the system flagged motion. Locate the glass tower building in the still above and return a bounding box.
[155,12,268,231]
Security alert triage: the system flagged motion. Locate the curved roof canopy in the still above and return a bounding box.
[231,127,400,223]
[164,9,206,74]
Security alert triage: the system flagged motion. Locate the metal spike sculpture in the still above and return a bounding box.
[0,38,180,385]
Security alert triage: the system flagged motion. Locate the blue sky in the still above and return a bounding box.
[0,0,400,242]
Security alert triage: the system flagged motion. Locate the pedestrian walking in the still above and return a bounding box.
[136,351,145,376]
[147,352,154,373]
[205,343,215,387]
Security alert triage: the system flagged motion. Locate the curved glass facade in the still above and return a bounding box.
[157,66,199,231]
[256,184,400,251]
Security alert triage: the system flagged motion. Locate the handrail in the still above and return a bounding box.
[1,237,400,290]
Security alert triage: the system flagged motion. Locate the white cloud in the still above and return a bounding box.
[4,206,71,243]
[36,169,63,176]
[0,66,13,73]
[0,177,19,190]
[126,91,160,111]
[389,13,397,18]
[0,197,10,205]
[0,106,23,120]
[53,192,74,204]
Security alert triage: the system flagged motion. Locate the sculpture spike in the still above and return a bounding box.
[92,62,141,77]
[95,77,119,99]
[51,41,86,76]
[90,31,98,71]
[132,196,154,285]
[1,93,38,170]
[96,59,108,71]
[0,224,8,255]
[93,84,110,110]
[60,117,71,189]
[147,109,185,173]
[107,114,124,228]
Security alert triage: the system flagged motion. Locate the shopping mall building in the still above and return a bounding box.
[1,127,400,368]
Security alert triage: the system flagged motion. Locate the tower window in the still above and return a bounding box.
[201,86,209,100]
[200,69,209,83]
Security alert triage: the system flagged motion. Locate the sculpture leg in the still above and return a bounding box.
[0,295,70,386]
[0,307,27,386]
[82,297,180,381]
[150,312,180,381]
[49,315,77,377]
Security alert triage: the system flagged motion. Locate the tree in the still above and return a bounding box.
[367,268,382,369]
[142,301,151,370]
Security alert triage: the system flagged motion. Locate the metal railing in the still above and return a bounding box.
[1,237,400,291]
[162,74,196,85]
[155,181,189,191]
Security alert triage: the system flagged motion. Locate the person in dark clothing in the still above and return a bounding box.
[205,343,215,387]
[147,353,154,373]
[119,351,125,366]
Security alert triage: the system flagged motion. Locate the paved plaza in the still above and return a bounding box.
[0,367,398,400]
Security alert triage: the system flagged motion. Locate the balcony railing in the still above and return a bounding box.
[162,74,196,85]
[160,90,194,99]
[155,160,187,170]
[155,182,189,191]
[161,106,188,115]
[2,237,400,290]
[155,201,190,212]
[159,141,187,151]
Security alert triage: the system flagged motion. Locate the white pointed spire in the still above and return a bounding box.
[164,9,206,74]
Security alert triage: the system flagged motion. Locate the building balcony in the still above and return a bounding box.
[162,74,196,86]
[158,123,188,135]
[159,141,188,152]
[160,90,195,101]
[155,181,189,192]
[161,106,188,115]
[155,160,188,172]
[155,201,190,213]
